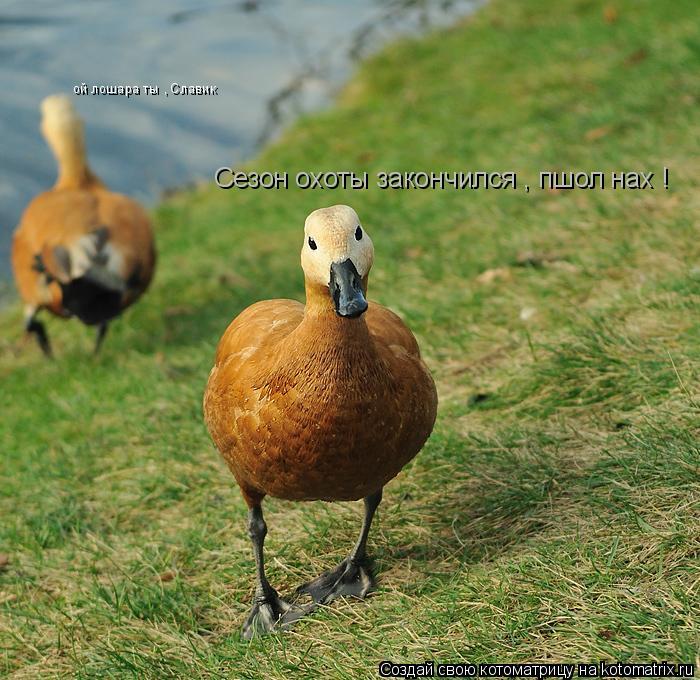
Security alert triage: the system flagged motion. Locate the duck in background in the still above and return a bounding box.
[204,204,437,639]
[11,94,156,356]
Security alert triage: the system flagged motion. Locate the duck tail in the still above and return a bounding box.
[40,227,127,325]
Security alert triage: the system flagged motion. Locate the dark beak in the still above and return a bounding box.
[329,259,368,318]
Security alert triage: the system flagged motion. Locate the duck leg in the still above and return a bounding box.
[24,307,52,358]
[297,488,382,605]
[94,321,109,354]
[242,504,306,640]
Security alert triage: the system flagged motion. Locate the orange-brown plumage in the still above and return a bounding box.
[203,205,437,638]
[204,289,436,504]
[11,94,155,354]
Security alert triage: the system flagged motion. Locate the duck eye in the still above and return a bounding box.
[355,226,363,241]
[308,237,317,250]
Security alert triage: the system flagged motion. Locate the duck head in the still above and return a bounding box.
[40,94,95,188]
[301,205,374,318]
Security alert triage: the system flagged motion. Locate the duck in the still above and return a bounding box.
[203,204,437,639]
[11,94,156,356]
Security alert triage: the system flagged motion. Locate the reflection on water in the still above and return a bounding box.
[0,0,479,289]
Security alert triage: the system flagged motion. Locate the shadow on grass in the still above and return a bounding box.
[376,428,587,572]
[373,408,698,599]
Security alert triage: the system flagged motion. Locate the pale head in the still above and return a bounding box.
[301,205,374,318]
[301,205,374,285]
[39,94,87,174]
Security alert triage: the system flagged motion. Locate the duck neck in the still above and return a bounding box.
[298,282,373,353]
[44,122,99,190]
[266,281,381,394]
[54,144,99,190]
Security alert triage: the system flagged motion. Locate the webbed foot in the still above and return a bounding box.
[242,590,307,640]
[296,557,375,605]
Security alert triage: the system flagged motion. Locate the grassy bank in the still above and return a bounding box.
[1,0,699,676]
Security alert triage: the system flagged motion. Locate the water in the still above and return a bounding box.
[0,0,480,289]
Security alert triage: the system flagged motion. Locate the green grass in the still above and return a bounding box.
[2,0,699,676]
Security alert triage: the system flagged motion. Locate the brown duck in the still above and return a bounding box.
[203,205,437,638]
[11,95,155,356]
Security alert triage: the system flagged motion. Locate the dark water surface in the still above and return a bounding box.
[0,0,479,291]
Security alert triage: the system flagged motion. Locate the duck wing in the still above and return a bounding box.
[204,299,304,483]
[365,301,421,358]
[212,299,304,366]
